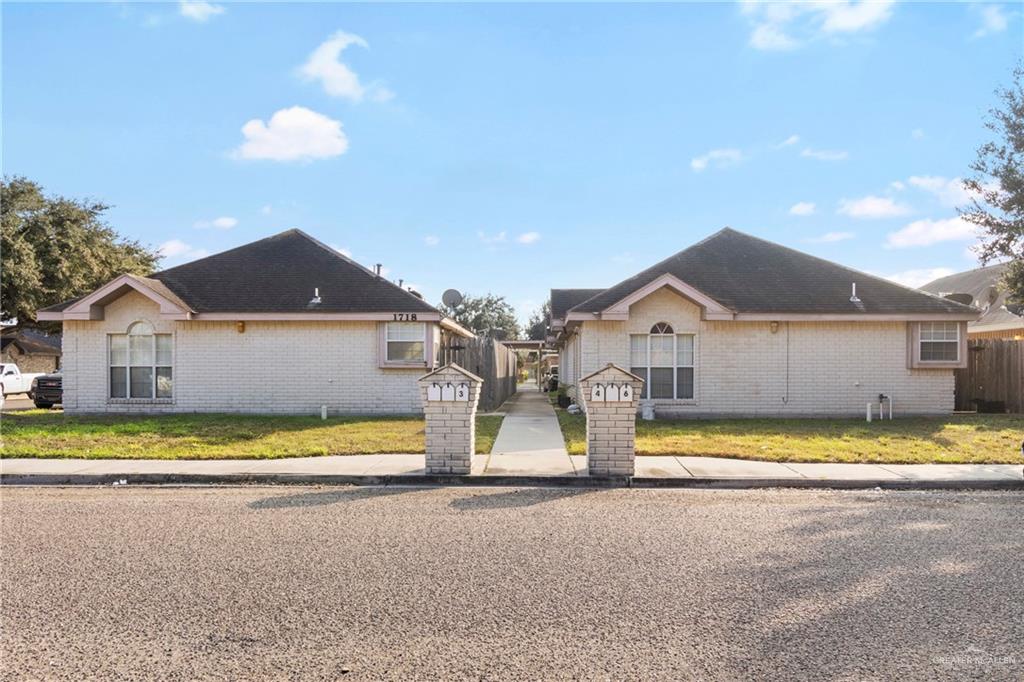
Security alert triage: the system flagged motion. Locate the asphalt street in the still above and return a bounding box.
[2,486,1021,681]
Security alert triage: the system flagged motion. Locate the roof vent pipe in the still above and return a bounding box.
[849,282,861,303]
[374,264,382,277]
[310,287,322,305]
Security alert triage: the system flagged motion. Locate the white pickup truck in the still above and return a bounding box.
[0,364,45,397]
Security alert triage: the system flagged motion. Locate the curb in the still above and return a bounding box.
[2,472,1021,491]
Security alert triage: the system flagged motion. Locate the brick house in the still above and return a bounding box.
[38,229,472,414]
[0,330,61,373]
[550,228,979,417]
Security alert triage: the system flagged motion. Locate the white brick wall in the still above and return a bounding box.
[574,287,955,416]
[62,291,430,415]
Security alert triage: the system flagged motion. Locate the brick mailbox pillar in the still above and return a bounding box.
[579,364,645,477]
[418,363,484,475]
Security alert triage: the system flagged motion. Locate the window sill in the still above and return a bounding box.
[380,362,430,370]
[107,398,175,405]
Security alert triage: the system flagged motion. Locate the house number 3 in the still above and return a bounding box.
[393,313,418,321]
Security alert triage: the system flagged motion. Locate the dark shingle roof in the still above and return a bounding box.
[920,263,1021,329]
[550,289,605,322]
[1,330,61,355]
[570,228,975,316]
[142,230,439,314]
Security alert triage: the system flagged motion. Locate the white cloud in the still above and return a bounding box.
[233,106,348,162]
[751,23,799,50]
[885,216,976,248]
[801,147,848,161]
[478,231,507,245]
[329,243,352,258]
[516,231,541,245]
[741,1,895,51]
[877,267,955,289]
[178,1,224,22]
[424,235,440,247]
[911,128,926,140]
[889,180,906,191]
[973,4,1009,38]
[819,1,894,33]
[298,30,393,102]
[789,201,816,216]
[777,134,801,148]
[806,231,855,243]
[907,175,972,208]
[690,148,744,172]
[837,195,911,219]
[159,239,209,264]
[193,216,238,230]
[260,205,272,215]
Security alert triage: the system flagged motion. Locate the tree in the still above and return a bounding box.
[962,65,1024,302]
[438,293,522,340]
[1,177,161,326]
[525,300,551,340]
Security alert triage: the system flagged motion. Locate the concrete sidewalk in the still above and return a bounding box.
[2,454,1020,488]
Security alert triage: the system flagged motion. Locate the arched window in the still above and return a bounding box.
[109,321,173,399]
[629,322,695,400]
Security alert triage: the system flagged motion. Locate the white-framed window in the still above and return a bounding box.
[629,323,695,400]
[919,322,959,362]
[109,321,173,399]
[385,322,427,363]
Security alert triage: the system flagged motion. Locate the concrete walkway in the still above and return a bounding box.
[483,389,576,476]
[2,455,1020,487]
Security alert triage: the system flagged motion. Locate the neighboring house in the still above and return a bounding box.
[0,330,61,373]
[549,228,979,417]
[919,263,1024,340]
[37,229,472,415]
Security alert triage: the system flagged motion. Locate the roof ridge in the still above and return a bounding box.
[153,229,300,276]
[564,227,736,314]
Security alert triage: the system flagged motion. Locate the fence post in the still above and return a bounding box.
[418,363,483,474]
[579,364,645,477]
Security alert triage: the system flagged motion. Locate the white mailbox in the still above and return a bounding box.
[620,383,633,402]
[605,383,620,402]
[440,382,456,401]
[427,382,442,401]
[590,383,605,402]
[455,382,469,401]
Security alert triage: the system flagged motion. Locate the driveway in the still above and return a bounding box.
[2,487,1021,680]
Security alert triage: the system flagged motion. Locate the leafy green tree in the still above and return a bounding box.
[962,65,1024,302]
[1,177,160,326]
[438,293,522,340]
[525,300,551,340]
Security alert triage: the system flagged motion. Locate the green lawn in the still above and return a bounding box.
[556,411,1023,464]
[0,411,503,459]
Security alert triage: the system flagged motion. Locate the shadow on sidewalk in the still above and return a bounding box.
[248,486,421,510]
[449,487,594,511]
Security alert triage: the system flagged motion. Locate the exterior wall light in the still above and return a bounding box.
[236,321,246,334]
[770,321,779,334]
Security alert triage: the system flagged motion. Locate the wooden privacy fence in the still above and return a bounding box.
[955,339,1024,413]
[442,336,518,412]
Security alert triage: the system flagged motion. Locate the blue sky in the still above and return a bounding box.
[3,1,1021,323]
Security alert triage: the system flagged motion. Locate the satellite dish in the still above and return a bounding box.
[442,289,464,307]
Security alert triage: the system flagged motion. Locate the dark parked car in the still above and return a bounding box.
[30,372,62,409]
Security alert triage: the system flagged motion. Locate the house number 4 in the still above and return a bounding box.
[393,313,418,321]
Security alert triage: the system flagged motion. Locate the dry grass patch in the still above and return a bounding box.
[0,411,503,459]
[556,412,1022,464]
